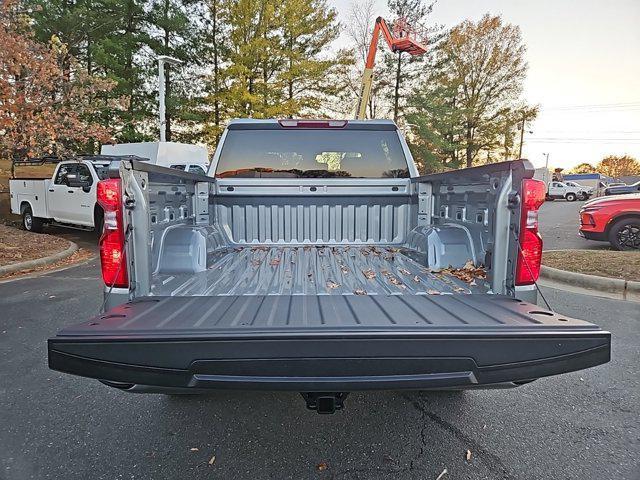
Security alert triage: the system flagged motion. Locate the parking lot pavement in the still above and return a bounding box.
[538,199,611,251]
[1,259,638,480]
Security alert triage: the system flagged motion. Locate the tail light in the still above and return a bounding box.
[97,178,128,288]
[515,178,546,286]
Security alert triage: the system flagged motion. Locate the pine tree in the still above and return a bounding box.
[147,0,207,141]
[279,0,341,116]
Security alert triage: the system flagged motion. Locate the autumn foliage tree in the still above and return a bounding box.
[0,0,114,168]
[570,162,597,174]
[407,15,536,171]
[596,155,640,178]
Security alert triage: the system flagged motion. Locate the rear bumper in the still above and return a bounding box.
[49,332,611,392]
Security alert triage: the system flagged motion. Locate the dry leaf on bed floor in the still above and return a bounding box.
[362,268,376,279]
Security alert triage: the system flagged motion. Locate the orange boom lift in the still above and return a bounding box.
[355,17,428,120]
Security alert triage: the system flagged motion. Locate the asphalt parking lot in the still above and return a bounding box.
[538,199,611,251]
[1,206,638,480]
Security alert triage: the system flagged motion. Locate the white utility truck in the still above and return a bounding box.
[10,143,209,233]
[546,181,592,201]
[9,158,114,233]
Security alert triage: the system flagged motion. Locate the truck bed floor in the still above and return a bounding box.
[151,245,490,297]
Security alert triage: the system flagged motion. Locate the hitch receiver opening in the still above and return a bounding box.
[301,392,349,414]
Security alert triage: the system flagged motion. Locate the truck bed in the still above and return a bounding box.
[151,245,490,297]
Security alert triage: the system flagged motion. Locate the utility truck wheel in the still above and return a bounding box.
[22,205,44,233]
[565,193,577,202]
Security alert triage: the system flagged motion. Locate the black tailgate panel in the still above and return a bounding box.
[48,295,611,390]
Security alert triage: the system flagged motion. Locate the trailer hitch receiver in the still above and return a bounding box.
[301,392,349,414]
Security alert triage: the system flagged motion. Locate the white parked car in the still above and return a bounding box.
[10,159,111,233]
[546,181,592,201]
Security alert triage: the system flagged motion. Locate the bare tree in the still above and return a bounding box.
[343,0,387,118]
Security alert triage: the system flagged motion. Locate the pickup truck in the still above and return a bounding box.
[546,181,592,202]
[10,158,117,233]
[48,119,610,413]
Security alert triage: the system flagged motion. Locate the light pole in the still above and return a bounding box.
[157,55,183,142]
[543,152,550,169]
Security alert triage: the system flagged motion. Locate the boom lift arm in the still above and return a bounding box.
[355,16,427,120]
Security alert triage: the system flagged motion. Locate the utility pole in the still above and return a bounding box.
[543,152,550,169]
[517,112,525,159]
[517,111,533,159]
[157,55,183,142]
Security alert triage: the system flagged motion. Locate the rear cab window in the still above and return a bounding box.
[215,128,409,179]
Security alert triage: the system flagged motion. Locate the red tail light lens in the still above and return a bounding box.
[97,179,128,288]
[515,178,546,286]
[278,119,347,128]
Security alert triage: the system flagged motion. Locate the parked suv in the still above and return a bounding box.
[580,194,640,250]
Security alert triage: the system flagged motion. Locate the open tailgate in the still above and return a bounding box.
[49,294,610,392]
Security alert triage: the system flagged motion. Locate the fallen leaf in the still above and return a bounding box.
[326,280,341,289]
[413,275,421,283]
[465,449,472,461]
[398,268,411,276]
[388,276,405,288]
[269,258,281,266]
[354,288,367,295]
[190,447,199,452]
[340,265,349,274]
[208,455,216,466]
[427,289,440,295]
[316,462,328,471]
[362,268,376,280]
[463,259,475,270]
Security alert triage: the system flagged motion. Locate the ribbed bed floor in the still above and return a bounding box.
[150,245,490,297]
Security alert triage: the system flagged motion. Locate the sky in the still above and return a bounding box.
[330,0,640,170]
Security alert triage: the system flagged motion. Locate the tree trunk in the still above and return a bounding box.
[465,123,473,168]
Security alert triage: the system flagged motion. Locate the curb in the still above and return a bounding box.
[0,241,79,276]
[540,264,640,301]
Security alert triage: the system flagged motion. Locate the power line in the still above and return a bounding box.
[541,101,640,111]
